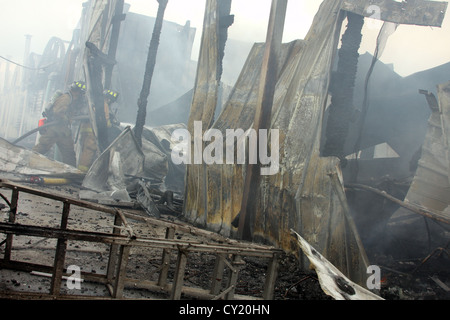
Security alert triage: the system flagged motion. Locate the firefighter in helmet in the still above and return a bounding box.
[77,89,120,172]
[33,81,86,167]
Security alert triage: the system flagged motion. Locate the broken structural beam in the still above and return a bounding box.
[346,183,450,225]
[342,0,448,27]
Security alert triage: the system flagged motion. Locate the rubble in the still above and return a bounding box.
[1,0,450,301]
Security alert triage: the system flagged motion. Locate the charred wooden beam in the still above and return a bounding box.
[134,0,168,147]
[323,12,364,160]
[217,0,234,82]
[104,0,125,89]
[346,183,450,225]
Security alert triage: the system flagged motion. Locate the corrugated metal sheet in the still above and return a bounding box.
[183,0,371,285]
[403,82,450,214]
[184,0,232,230]
[183,0,449,285]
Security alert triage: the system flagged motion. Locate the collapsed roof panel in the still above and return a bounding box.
[0,137,84,181]
[342,0,448,27]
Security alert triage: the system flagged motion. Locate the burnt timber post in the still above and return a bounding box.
[84,42,115,153]
[238,0,287,240]
[134,0,168,147]
[323,12,364,160]
[104,0,125,89]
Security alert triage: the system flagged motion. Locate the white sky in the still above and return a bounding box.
[0,0,449,77]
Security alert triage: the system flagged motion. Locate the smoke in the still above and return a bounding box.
[0,0,83,63]
[359,12,450,77]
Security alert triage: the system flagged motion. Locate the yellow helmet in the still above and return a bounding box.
[70,81,86,93]
[103,89,119,102]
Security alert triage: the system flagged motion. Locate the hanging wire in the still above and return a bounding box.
[350,21,399,182]
[0,55,56,71]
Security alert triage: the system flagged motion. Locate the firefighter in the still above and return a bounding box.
[77,89,120,172]
[33,81,86,167]
[103,89,120,129]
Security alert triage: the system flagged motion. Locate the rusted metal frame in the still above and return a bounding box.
[0,259,108,286]
[114,208,134,238]
[106,214,123,293]
[238,0,287,240]
[262,252,280,299]
[0,222,129,246]
[0,258,263,300]
[126,211,275,250]
[211,254,242,300]
[0,222,280,258]
[4,187,18,261]
[0,179,132,231]
[0,191,11,208]
[132,237,280,257]
[210,253,226,295]
[0,179,117,215]
[50,201,71,295]
[170,248,188,300]
[158,226,175,287]
[0,221,280,299]
[112,244,131,298]
[134,237,278,257]
[224,255,243,300]
[0,179,281,298]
